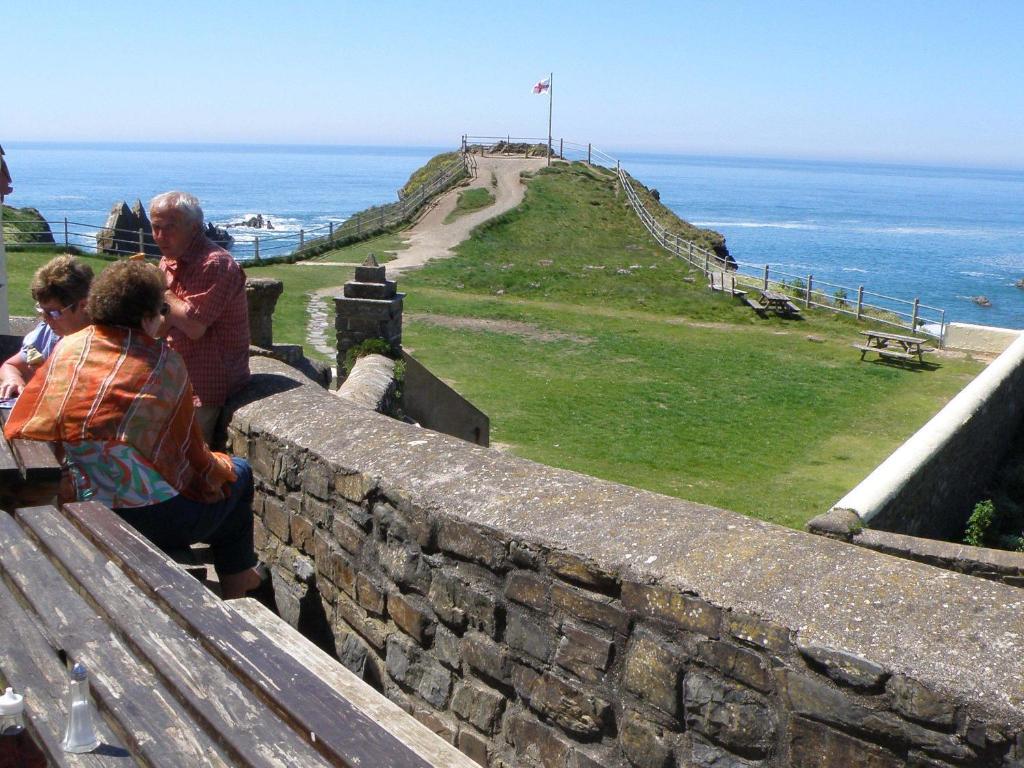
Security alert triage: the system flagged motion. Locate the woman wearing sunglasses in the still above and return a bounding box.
[0,254,93,398]
[5,259,261,599]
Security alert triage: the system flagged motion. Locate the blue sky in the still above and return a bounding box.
[4,1,1023,167]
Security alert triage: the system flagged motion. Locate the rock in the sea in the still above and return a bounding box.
[1,205,55,244]
[230,213,273,230]
[205,222,233,249]
[97,199,159,256]
[972,295,992,307]
[1015,278,1024,289]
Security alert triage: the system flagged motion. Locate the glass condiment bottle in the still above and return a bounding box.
[61,663,100,754]
[0,687,47,768]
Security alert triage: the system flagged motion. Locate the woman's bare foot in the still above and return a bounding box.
[219,566,263,599]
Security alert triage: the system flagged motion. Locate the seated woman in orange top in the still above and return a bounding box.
[4,260,261,599]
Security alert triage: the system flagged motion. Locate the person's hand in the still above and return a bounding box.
[0,379,23,399]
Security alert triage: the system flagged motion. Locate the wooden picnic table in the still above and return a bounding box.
[746,289,801,316]
[0,500,474,767]
[0,408,61,511]
[853,329,934,363]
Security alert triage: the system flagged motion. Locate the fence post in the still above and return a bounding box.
[138,228,144,254]
[911,298,920,331]
[805,274,812,308]
[856,286,864,320]
[763,264,769,290]
[587,143,592,164]
[939,309,946,347]
[704,253,709,274]
[356,214,361,236]
[329,221,334,241]
[254,236,260,261]
[64,218,69,250]
[299,229,304,249]
[559,138,563,159]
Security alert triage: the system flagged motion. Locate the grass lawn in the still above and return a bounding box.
[396,162,984,528]
[444,187,496,224]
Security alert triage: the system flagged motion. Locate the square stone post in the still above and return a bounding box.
[245,277,284,349]
[335,254,404,378]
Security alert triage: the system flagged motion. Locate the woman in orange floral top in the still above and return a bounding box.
[5,260,261,599]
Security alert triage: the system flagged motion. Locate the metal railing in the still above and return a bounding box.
[464,134,947,341]
[4,151,473,264]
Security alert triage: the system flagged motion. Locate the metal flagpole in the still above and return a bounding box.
[546,72,553,167]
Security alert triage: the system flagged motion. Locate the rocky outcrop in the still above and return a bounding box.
[97,199,159,256]
[230,213,274,230]
[1,205,55,244]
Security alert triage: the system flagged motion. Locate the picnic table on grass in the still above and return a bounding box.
[853,329,934,364]
[0,500,474,767]
[744,289,801,316]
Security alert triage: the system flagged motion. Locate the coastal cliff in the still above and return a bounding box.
[1,204,54,244]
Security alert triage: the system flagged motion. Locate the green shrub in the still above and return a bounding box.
[964,499,995,547]
[344,338,396,374]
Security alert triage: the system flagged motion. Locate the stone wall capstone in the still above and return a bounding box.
[227,356,1024,768]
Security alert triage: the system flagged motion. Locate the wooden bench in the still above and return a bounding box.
[0,410,62,511]
[0,501,474,767]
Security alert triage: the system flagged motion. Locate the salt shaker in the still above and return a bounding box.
[0,687,46,768]
[61,663,100,753]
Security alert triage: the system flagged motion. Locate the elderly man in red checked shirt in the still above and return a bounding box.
[150,191,250,444]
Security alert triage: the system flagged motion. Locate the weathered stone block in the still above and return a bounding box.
[620,710,673,768]
[328,549,357,597]
[512,663,542,703]
[458,727,490,766]
[778,671,974,762]
[270,566,305,628]
[332,515,366,557]
[623,632,685,718]
[505,709,573,768]
[462,630,513,686]
[335,471,376,502]
[506,606,556,662]
[555,622,614,683]
[249,436,277,480]
[301,459,331,499]
[356,572,386,616]
[388,590,435,645]
[687,736,763,767]
[887,675,956,728]
[452,679,506,733]
[414,707,458,745]
[375,500,432,547]
[527,672,611,738]
[380,540,433,594]
[799,644,889,691]
[551,582,629,634]
[345,500,373,529]
[436,518,508,569]
[621,582,720,639]
[725,611,792,655]
[263,495,290,542]
[302,495,332,529]
[385,634,453,708]
[334,590,390,651]
[434,624,462,671]
[699,640,772,694]
[789,715,903,767]
[428,569,501,637]
[335,627,370,679]
[683,670,776,757]
[313,529,331,570]
[547,550,618,593]
[506,571,550,610]
[290,513,315,555]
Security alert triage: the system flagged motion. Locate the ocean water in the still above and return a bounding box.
[3,142,1022,328]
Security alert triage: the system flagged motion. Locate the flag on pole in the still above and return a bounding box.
[533,77,550,94]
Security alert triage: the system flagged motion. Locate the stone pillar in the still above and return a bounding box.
[335,254,404,377]
[245,277,284,349]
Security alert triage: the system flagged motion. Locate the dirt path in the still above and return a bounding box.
[308,154,546,357]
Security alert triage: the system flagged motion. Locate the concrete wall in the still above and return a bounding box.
[228,356,1024,768]
[945,322,1022,356]
[820,333,1024,540]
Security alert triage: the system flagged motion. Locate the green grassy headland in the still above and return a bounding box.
[3,159,984,529]
[444,187,496,224]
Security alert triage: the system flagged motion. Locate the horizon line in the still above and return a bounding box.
[5,139,1023,175]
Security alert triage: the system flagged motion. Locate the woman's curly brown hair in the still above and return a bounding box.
[31,255,93,306]
[87,260,165,330]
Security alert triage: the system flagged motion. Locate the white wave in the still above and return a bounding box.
[693,220,819,230]
[850,224,1012,237]
[959,270,998,278]
[842,267,870,273]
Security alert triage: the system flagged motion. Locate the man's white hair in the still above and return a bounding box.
[150,190,204,228]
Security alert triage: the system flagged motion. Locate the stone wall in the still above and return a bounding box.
[227,356,1024,768]
[820,333,1024,540]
